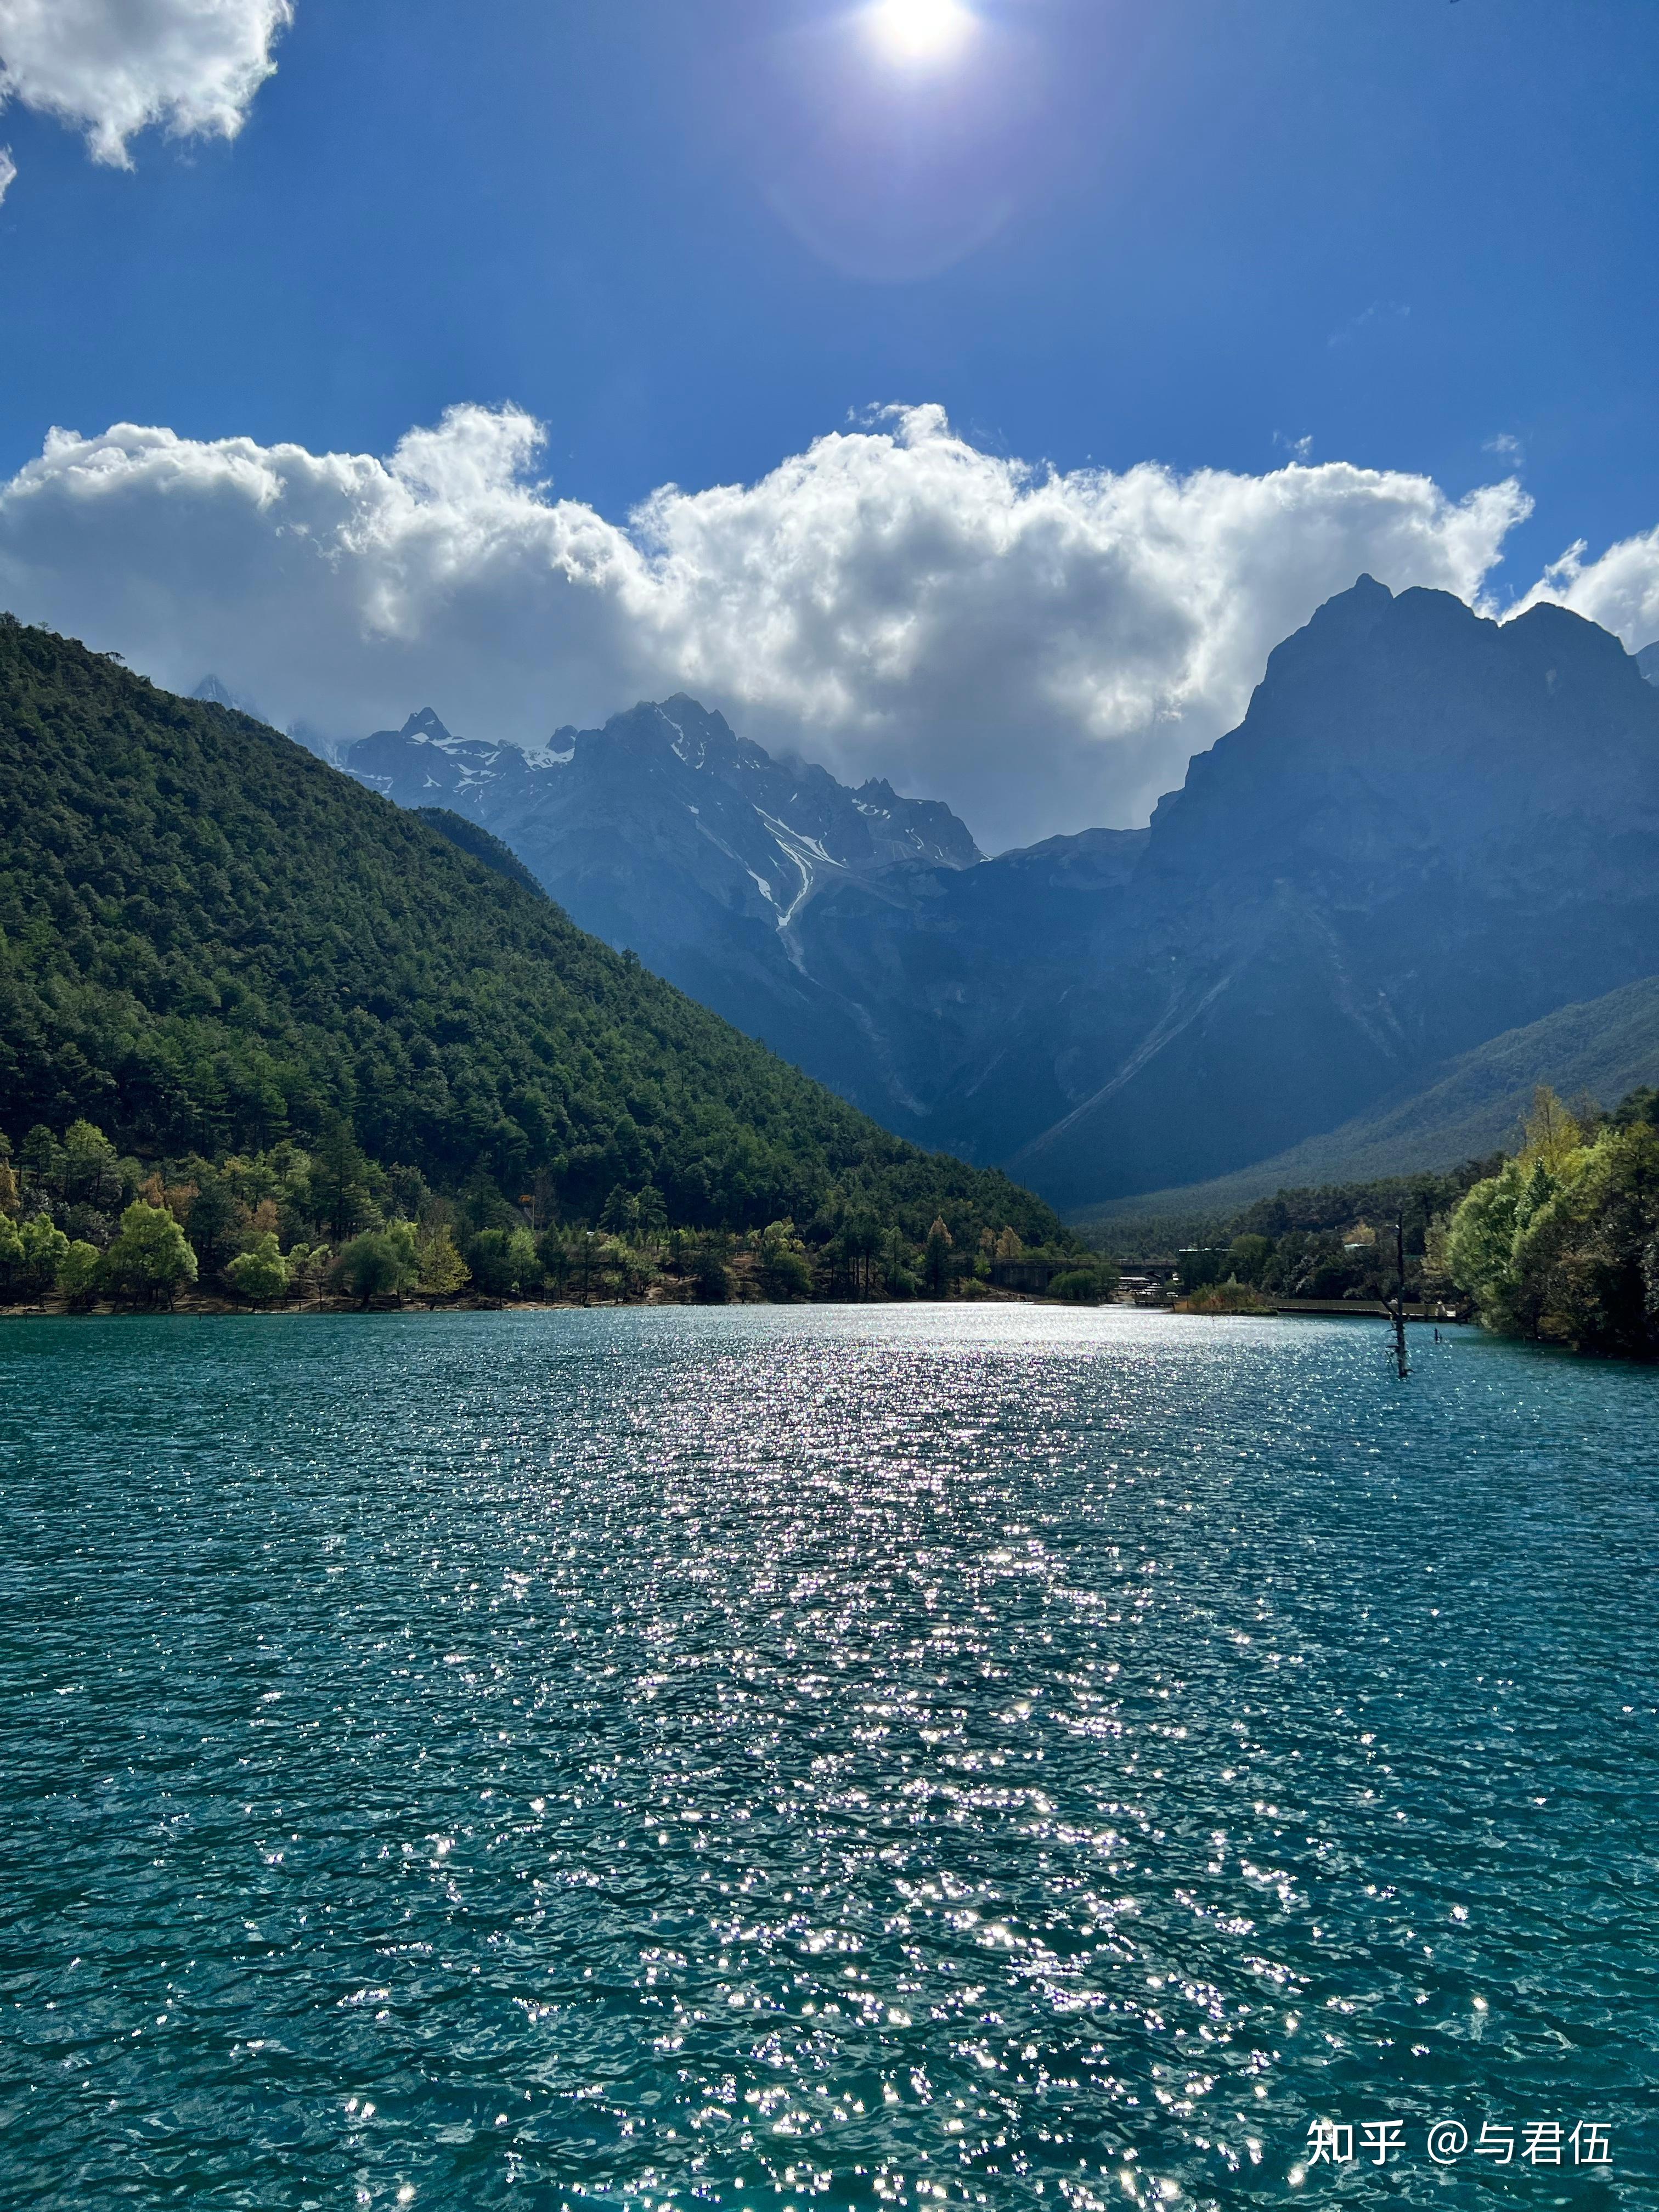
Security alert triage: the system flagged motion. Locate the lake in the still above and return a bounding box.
[1,1306,1654,2209]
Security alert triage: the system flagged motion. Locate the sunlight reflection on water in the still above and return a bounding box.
[1,1306,1654,2208]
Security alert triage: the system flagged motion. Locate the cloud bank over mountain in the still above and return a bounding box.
[0,0,290,173]
[1519,527,1659,653]
[0,397,1627,849]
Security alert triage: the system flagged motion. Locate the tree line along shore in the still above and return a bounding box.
[0,1118,1114,1316]
[8,1086,1658,1351]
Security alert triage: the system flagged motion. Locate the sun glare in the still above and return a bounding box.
[864,0,978,68]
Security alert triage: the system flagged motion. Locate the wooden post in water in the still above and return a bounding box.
[1392,1207,1410,1380]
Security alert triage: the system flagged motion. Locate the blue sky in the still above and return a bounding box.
[1,0,1657,845]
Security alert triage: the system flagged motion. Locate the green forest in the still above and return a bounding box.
[0,618,1077,1308]
[0,1115,1104,1311]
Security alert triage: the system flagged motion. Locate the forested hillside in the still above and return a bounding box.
[0,619,1059,1248]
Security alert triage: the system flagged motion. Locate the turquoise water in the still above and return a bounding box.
[1,1307,1655,2210]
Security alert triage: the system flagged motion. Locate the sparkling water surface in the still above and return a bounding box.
[1,1307,1655,2210]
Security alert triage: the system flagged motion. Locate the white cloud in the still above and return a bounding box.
[0,402,1536,850]
[0,0,290,170]
[1328,301,1410,350]
[0,142,14,200]
[1516,528,1659,653]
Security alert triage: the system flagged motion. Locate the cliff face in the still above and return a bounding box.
[1005,581,1659,1202]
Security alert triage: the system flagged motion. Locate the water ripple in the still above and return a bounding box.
[0,1307,1654,2207]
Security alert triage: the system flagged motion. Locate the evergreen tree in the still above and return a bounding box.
[924,1216,953,1297]
[466,1229,516,1296]
[536,1227,573,1297]
[61,1120,122,1210]
[309,1125,376,1243]
[184,1171,242,1276]
[600,1185,640,1237]
[416,1222,471,1297]
[693,1234,732,1304]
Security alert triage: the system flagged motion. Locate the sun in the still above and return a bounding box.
[864,0,979,68]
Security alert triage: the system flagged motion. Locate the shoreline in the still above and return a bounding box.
[0,1291,1470,1325]
[0,1283,1058,1323]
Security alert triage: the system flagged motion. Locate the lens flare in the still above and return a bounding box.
[864,0,978,67]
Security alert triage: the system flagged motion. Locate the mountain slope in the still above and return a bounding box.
[343,696,983,1121]
[1070,973,1659,1229]
[0,618,1060,1242]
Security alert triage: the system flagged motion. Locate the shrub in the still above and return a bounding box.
[1176,1279,1277,1316]
[227,1232,291,1305]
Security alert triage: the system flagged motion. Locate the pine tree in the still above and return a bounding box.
[310,1124,376,1242]
[416,1222,471,1297]
[924,1216,953,1297]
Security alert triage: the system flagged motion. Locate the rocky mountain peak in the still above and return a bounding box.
[192,672,266,720]
[1143,576,1659,885]
[399,707,457,744]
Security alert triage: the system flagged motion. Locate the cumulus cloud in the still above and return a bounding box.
[0,0,290,171]
[0,402,1536,849]
[1517,528,1659,654]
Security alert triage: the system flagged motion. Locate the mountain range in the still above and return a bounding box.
[343,583,1659,1212]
